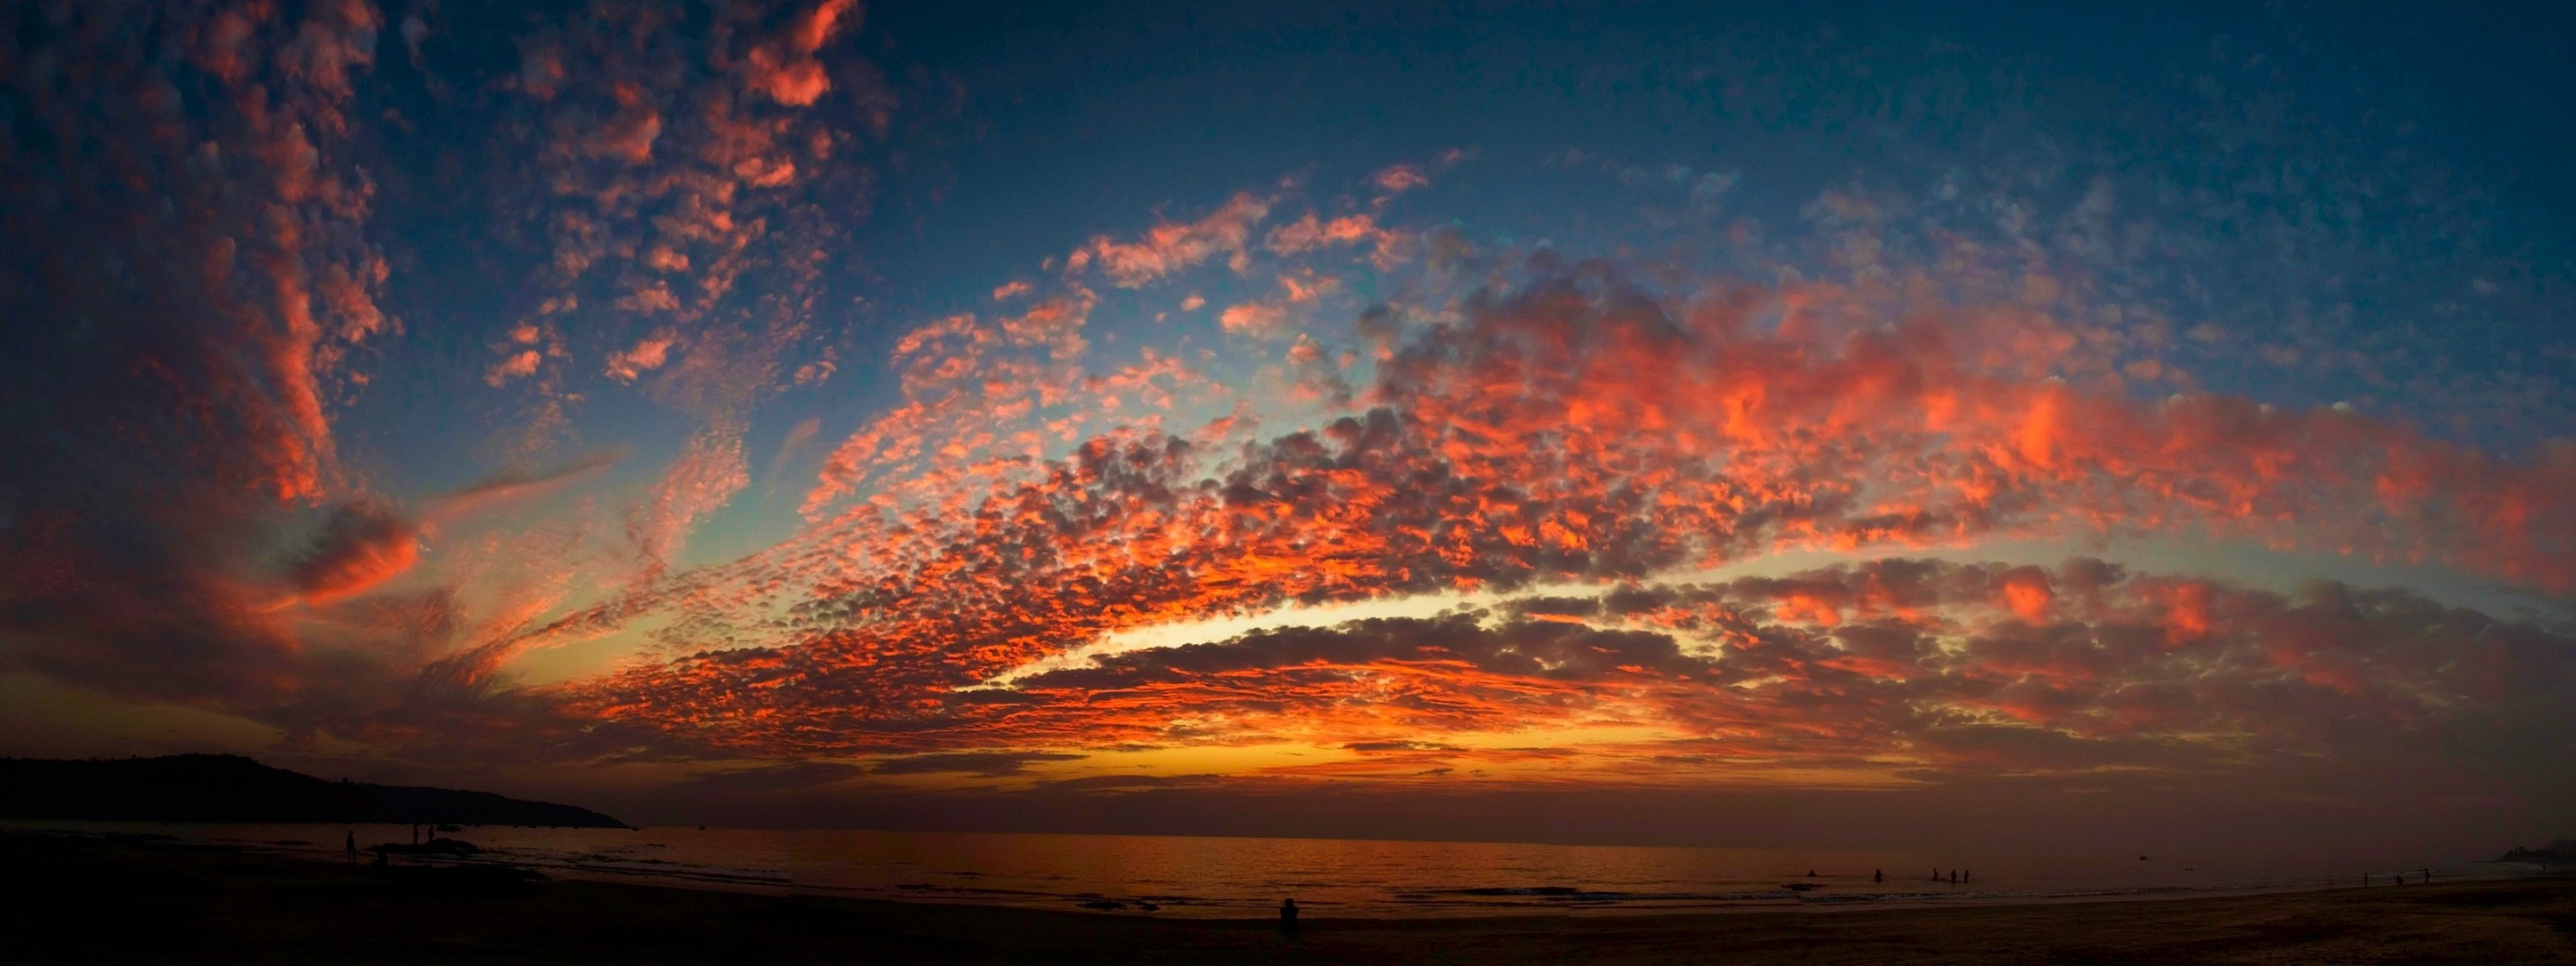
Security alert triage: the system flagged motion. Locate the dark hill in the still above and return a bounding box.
[2496,840,2576,865]
[0,755,627,828]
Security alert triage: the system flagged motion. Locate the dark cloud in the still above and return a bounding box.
[1026,773,1228,792]
[546,554,2576,818]
[544,264,2576,764]
[0,0,389,705]
[286,501,419,604]
[665,760,865,794]
[1504,596,1600,618]
[868,751,1086,777]
[1020,615,1700,691]
[0,0,892,736]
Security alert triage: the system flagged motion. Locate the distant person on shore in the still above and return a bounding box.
[1964,870,1971,884]
[345,832,357,866]
[1950,869,1958,885]
[1278,897,1300,934]
[1873,869,1882,884]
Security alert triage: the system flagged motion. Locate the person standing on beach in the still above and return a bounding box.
[345,832,357,866]
[1278,897,1300,935]
[1873,869,1882,884]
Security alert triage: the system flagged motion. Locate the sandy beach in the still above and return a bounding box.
[7,830,2570,964]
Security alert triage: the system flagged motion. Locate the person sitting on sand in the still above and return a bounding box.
[1279,897,1300,934]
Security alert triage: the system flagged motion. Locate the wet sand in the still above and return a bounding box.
[7,830,2571,964]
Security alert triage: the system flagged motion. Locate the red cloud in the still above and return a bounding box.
[1071,193,1273,287]
[514,270,2576,768]
[548,558,2576,792]
[487,0,882,439]
[1371,165,1431,194]
[1267,211,1404,267]
[288,501,421,605]
[741,0,858,106]
[0,0,391,703]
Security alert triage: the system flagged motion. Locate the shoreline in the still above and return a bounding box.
[8,818,2535,920]
[9,828,2573,963]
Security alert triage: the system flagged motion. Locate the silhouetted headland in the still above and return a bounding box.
[2495,840,2576,866]
[0,754,627,828]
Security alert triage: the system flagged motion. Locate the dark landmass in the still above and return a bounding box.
[2498,840,2576,866]
[0,755,627,828]
[6,830,2573,964]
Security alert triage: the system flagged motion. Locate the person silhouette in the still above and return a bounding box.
[1278,897,1300,934]
[1806,869,1817,877]
[345,832,357,866]
[1964,870,1971,884]
[1949,869,1958,885]
[1873,869,1882,884]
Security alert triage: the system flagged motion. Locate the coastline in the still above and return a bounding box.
[11,818,2522,919]
[9,828,2572,964]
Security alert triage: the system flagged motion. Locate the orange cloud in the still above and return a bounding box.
[547,557,2576,794]
[606,332,678,382]
[741,0,857,106]
[1372,165,1431,194]
[511,271,2576,769]
[1072,193,1272,286]
[1217,301,1288,334]
[485,350,542,386]
[288,501,421,605]
[1266,211,1405,267]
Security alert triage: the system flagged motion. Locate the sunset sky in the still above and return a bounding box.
[3,0,2572,853]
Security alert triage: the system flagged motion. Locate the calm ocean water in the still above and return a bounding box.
[4,821,2528,918]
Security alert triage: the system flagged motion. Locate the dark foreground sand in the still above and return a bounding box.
[6,832,2571,964]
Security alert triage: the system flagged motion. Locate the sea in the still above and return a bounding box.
[3,821,2537,918]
